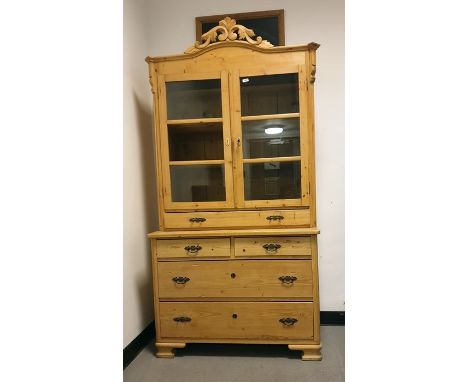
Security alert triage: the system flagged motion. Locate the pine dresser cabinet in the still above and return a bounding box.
[145,17,321,361]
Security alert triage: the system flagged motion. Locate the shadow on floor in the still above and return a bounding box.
[150,343,303,359]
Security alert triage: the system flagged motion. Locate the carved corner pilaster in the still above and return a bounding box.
[148,73,156,95]
[311,64,317,84]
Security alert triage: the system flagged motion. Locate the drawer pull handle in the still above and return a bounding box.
[262,243,282,252]
[173,316,191,322]
[279,317,298,326]
[189,217,206,223]
[184,244,202,254]
[278,275,297,284]
[172,276,190,284]
[266,215,284,221]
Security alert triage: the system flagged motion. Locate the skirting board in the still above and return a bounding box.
[123,322,155,369]
[123,311,345,369]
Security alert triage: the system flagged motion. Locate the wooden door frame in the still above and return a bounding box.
[158,71,235,211]
[230,65,310,209]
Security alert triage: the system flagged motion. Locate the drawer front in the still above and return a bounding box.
[159,302,314,340]
[157,260,313,299]
[164,209,310,229]
[235,236,312,258]
[156,238,230,259]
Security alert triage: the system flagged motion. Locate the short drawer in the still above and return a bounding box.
[163,209,310,230]
[156,238,230,259]
[159,302,314,340]
[235,236,312,258]
[157,260,313,299]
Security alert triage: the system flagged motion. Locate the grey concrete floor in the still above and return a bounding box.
[124,326,344,382]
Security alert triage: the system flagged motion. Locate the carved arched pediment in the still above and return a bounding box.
[185,17,274,54]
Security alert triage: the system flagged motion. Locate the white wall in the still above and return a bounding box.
[124,0,344,346]
[146,0,345,311]
[123,0,158,347]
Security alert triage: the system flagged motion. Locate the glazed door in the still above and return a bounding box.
[158,71,234,210]
[230,66,310,208]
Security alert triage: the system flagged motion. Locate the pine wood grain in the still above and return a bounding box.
[157,260,313,299]
[156,238,230,259]
[159,302,314,340]
[163,209,310,229]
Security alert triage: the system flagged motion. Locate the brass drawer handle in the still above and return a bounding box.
[189,217,206,223]
[173,316,191,322]
[278,275,297,284]
[184,244,202,254]
[172,276,190,284]
[279,317,298,326]
[266,215,284,221]
[262,243,282,252]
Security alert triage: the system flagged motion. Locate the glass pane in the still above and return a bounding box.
[244,161,301,200]
[240,73,299,116]
[169,123,223,161]
[242,118,300,159]
[166,79,221,120]
[170,165,225,202]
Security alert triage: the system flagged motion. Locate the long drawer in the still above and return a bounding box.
[157,260,313,299]
[163,209,310,230]
[156,238,230,259]
[159,302,314,340]
[234,236,312,258]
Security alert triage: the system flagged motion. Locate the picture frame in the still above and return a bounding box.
[195,9,285,46]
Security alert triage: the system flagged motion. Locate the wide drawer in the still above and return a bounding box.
[156,238,230,259]
[163,209,310,229]
[157,260,313,299]
[159,302,314,340]
[235,236,312,258]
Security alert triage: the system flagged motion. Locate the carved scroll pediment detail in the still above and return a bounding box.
[185,17,274,54]
[148,73,156,94]
[311,64,316,84]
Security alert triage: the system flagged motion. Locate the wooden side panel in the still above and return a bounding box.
[156,238,230,259]
[159,302,314,340]
[234,236,312,258]
[310,235,321,342]
[298,65,310,206]
[149,63,166,229]
[151,239,162,341]
[307,50,317,227]
[157,260,313,299]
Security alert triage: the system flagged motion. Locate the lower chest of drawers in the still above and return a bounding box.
[150,233,319,344]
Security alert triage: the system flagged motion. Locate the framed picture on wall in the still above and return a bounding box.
[196,9,285,46]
